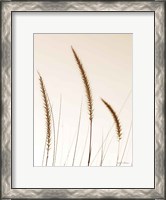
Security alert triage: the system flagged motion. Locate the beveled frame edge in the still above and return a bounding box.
[1,1,165,199]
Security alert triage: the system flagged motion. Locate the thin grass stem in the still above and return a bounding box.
[100,131,104,166]
[88,121,93,166]
[119,121,132,166]
[60,124,64,165]
[102,135,115,165]
[116,140,120,166]
[72,99,83,166]
[64,132,77,166]
[54,95,62,166]
[42,138,47,166]
[79,128,89,166]
[51,104,56,166]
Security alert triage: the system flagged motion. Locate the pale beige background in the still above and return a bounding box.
[34,34,132,167]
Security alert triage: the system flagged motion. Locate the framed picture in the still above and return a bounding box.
[1,0,165,199]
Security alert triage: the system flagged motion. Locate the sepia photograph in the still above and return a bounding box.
[34,34,132,167]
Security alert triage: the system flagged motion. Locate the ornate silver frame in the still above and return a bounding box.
[1,1,165,199]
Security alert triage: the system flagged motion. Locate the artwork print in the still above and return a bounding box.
[34,34,132,167]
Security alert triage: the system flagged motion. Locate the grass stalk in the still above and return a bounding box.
[88,121,93,166]
[38,72,51,166]
[102,135,115,164]
[116,140,120,166]
[42,137,47,166]
[79,128,89,166]
[53,95,62,166]
[60,125,64,165]
[50,104,56,166]
[101,98,122,167]
[100,131,104,166]
[72,99,83,166]
[64,132,77,166]
[119,121,132,166]
[101,98,122,140]
[90,91,131,165]
[71,47,93,166]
